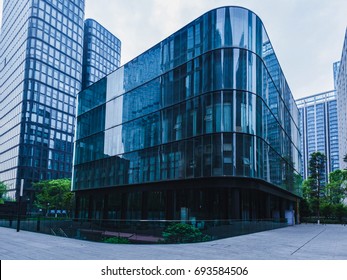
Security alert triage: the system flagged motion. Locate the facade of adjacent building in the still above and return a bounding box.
[0,0,121,202]
[296,90,339,181]
[73,7,302,222]
[0,0,85,200]
[337,29,347,169]
[81,19,121,90]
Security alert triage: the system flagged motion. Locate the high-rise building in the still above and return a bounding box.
[337,29,347,169]
[82,19,121,90]
[296,90,339,181]
[73,7,301,222]
[333,61,341,90]
[0,0,85,200]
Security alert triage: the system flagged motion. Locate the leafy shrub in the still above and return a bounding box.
[162,223,210,243]
[320,203,334,218]
[102,236,130,244]
[334,204,347,222]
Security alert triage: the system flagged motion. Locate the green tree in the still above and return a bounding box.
[320,202,333,218]
[301,179,313,200]
[324,169,347,204]
[333,204,347,222]
[307,152,327,222]
[300,179,314,217]
[33,179,73,216]
[0,181,7,204]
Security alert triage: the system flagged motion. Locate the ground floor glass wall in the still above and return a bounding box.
[74,179,297,223]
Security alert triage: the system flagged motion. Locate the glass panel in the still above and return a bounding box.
[223,133,233,175]
[223,91,233,132]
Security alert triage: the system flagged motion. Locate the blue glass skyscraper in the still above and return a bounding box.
[0,0,85,200]
[296,91,340,182]
[333,61,341,90]
[337,29,347,169]
[82,19,121,89]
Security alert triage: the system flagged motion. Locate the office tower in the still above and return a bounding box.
[0,0,85,201]
[82,19,121,89]
[73,7,301,222]
[296,90,339,181]
[333,61,341,90]
[336,29,347,169]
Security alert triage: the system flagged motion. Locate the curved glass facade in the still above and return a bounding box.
[73,7,302,220]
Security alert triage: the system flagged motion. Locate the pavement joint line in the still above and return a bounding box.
[290,227,327,255]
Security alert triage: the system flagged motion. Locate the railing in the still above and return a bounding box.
[0,214,288,244]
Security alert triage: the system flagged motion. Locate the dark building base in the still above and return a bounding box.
[74,177,299,224]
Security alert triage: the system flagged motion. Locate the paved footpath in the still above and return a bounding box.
[1,224,347,260]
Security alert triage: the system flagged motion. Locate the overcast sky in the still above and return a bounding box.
[0,0,346,99]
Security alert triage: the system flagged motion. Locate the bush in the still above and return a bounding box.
[320,203,334,218]
[102,237,130,244]
[162,223,210,243]
[334,204,347,222]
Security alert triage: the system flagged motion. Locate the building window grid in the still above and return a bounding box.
[79,47,302,160]
[76,66,300,195]
[0,0,85,190]
[296,90,340,179]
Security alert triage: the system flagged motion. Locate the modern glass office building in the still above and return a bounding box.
[82,19,121,90]
[73,7,302,222]
[333,61,341,90]
[296,91,339,182]
[337,29,347,169]
[0,0,85,200]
